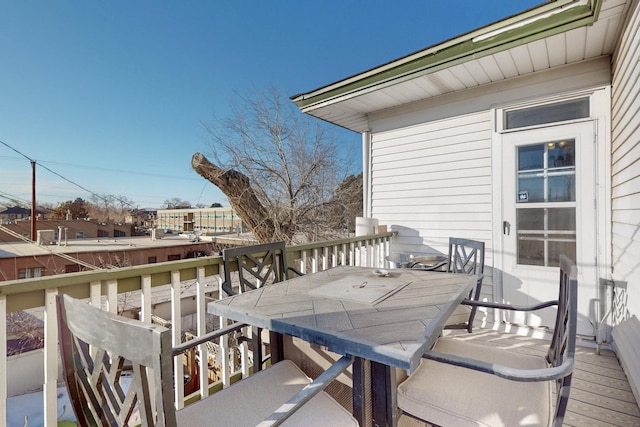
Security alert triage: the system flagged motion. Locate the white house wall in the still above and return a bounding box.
[611,0,640,403]
[368,57,613,320]
[611,0,640,320]
[371,111,493,253]
[371,111,496,319]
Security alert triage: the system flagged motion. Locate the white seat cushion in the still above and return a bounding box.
[177,359,358,427]
[397,337,552,427]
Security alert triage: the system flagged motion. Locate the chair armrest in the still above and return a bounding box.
[221,280,236,297]
[287,266,305,277]
[460,298,559,312]
[409,260,448,271]
[256,355,354,427]
[172,321,246,355]
[423,350,574,382]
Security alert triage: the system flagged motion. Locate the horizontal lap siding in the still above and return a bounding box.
[611,0,640,406]
[370,112,495,326]
[611,0,640,320]
[371,111,492,257]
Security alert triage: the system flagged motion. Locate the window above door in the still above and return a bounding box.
[497,96,591,132]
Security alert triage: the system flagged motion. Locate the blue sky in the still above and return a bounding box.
[0,1,542,209]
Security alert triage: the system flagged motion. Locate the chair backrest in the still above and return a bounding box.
[56,294,177,427]
[447,237,485,274]
[222,241,291,295]
[548,254,578,425]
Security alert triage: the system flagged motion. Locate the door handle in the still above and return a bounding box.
[503,221,511,235]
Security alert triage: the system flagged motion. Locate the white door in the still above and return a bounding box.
[501,121,597,337]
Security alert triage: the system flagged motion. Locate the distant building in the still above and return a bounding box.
[156,207,244,235]
[125,208,157,230]
[0,219,133,242]
[0,235,219,281]
[0,206,45,224]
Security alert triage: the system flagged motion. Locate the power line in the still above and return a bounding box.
[0,190,30,206]
[0,138,138,209]
[0,140,34,162]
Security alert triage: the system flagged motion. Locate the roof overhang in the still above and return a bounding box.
[291,0,609,132]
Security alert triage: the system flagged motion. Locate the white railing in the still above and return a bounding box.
[0,232,395,426]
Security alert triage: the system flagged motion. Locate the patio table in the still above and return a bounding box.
[207,265,476,426]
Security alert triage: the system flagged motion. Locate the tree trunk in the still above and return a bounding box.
[191,152,276,243]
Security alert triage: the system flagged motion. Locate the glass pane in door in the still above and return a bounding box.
[516,140,576,267]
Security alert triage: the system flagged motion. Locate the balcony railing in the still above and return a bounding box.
[0,232,395,426]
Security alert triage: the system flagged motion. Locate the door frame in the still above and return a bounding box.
[491,87,612,338]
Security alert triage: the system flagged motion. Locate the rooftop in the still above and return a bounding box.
[0,234,215,259]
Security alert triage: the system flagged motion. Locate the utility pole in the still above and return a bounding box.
[31,160,36,241]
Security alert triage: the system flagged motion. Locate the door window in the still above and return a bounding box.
[516,140,576,266]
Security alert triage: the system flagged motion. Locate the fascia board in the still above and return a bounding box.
[291,0,602,112]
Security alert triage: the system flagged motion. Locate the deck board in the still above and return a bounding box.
[398,329,640,426]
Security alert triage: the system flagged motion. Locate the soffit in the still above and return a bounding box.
[292,0,627,133]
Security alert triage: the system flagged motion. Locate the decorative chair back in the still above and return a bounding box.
[447,237,485,274]
[56,294,177,427]
[222,241,301,296]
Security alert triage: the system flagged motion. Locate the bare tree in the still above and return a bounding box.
[163,198,192,209]
[194,85,355,244]
[88,193,136,223]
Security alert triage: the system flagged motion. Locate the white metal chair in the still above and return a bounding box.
[397,255,577,427]
[56,294,358,426]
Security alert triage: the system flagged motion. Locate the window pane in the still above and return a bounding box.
[548,175,576,201]
[517,141,575,203]
[518,237,545,266]
[506,97,589,129]
[517,208,545,231]
[549,239,576,267]
[548,208,576,231]
[548,141,575,167]
[518,174,545,203]
[516,208,576,266]
[518,145,544,170]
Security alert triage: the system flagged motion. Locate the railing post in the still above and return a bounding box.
[106,279,117,313]
[301,250,308,274]
[312,248,319,273]
[218,276,231,388]
[171,270,184,408]
[0,296,6,427]
[196,267,209,399]
[89,281,101,307]
[322,246,328,271]
[140,275,152,323]
[349,242,355,266]
[43,288,58,427]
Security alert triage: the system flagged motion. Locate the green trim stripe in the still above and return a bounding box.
[292,0,601,111]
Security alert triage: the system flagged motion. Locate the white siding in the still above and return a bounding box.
[371,112,492,257]
[367,58,614,328]
[611,0,640,405]
[367,58,611,271]
[370,112,495,321]
[611,0,640,320]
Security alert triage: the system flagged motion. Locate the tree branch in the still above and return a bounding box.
[191,152,284,243]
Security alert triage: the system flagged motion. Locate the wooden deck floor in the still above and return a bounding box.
[398,329,640,427]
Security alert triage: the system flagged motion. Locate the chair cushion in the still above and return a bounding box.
[397,337,552,427]
[176,359,358,427]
